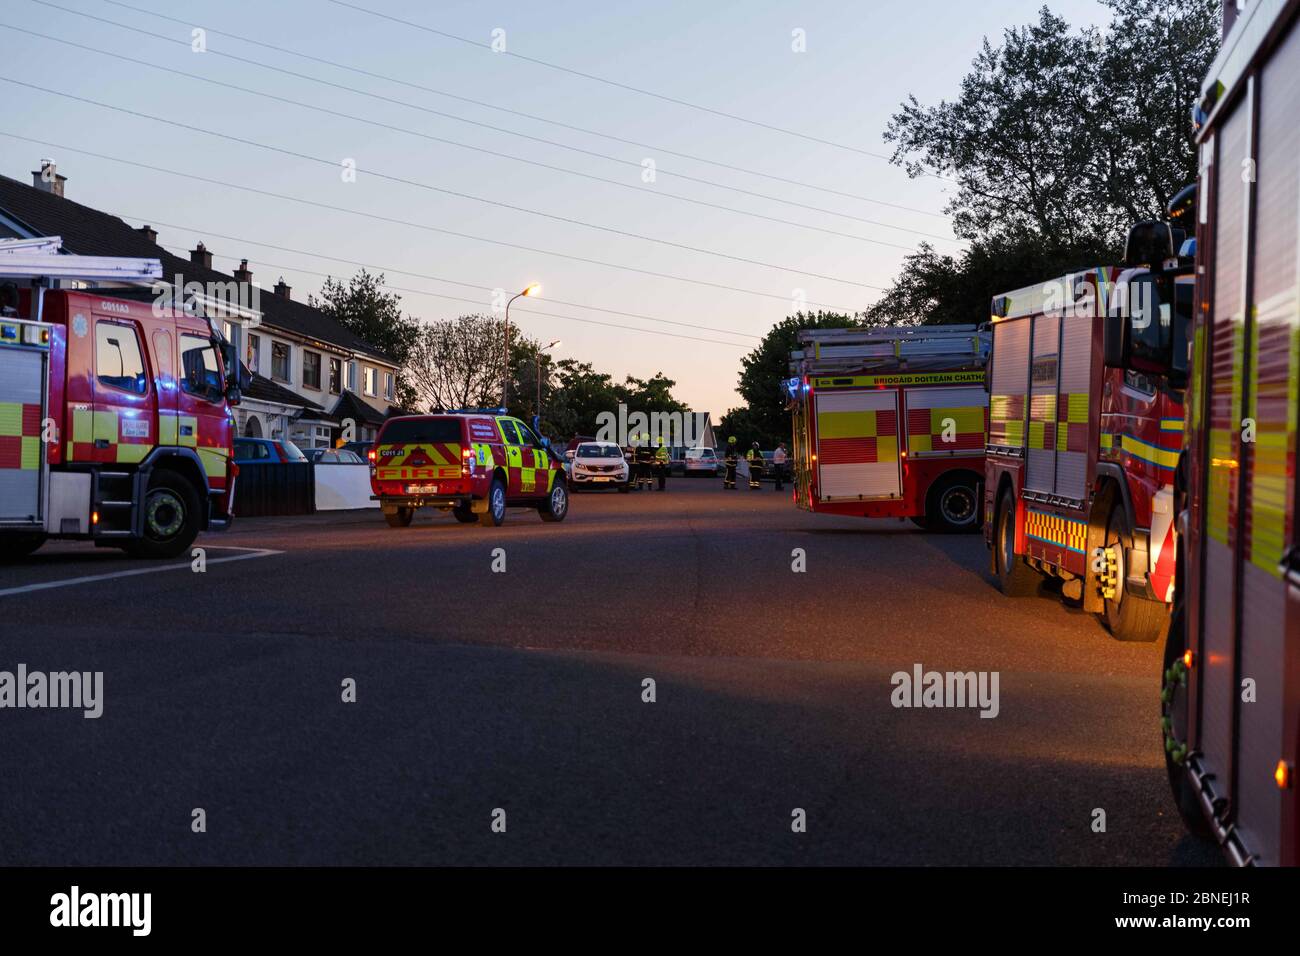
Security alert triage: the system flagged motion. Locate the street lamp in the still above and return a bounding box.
[536,339,561,426]
[503,283,541,408]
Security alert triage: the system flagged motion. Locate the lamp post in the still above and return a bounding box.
[535,339,561,428]
[503,283,541,409]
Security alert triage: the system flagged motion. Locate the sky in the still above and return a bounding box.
[1,0,1112,415]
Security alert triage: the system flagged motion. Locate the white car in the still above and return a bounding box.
[682,446,720,476]
[568,441,630,492]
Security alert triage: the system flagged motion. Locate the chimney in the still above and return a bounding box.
[138,224,158,243]
[31,158,67,198]
[274,277,292,300]
[233,259,253,285]
[190,242,213,270]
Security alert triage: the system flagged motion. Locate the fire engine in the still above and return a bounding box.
[1159,0,1300,866]
[983,226,1194,641]
[787,325,990,533]
[0,237,245,561]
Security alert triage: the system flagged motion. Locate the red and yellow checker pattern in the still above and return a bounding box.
[816,407,898,464]
[1055,393,1091,452]
[0,401,42,470]
[906,405,985,454]
[989,393,1025,446]
[1024,509,1088,555]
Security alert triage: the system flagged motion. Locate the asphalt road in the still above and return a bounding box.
[0,479,1221,865]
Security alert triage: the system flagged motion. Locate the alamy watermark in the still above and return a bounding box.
[890,663,999,718]
[0,664,103,718]
[595,403,709,447]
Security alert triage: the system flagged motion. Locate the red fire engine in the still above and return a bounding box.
[787,326,989,533]
[983,234,1194,641]
[0,237,245,561]
[1160,0,1300,866]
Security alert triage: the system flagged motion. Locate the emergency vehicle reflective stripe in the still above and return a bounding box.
[1100,432,1180,471]
[0,401,42,470]
[374,442,463,480]
[65,407,158,464]
[816,408,899,463]
[1024,509,1088,554]
[1027,394,1057,450]
[1244,294,1299,576]
[905,405,985,453]
[1055,393,1090,452]
[989,394,1025,445]
[1207,323,1245,547]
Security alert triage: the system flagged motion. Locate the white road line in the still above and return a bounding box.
[0,548,284,598]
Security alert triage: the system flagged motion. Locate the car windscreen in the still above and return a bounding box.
[577,444,622,458]
[380,419,463,443]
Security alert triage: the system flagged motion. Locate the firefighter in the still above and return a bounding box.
[746,442,763,489]
[723,436,738,489]
[654,436,670,491]
[772,442,787,491]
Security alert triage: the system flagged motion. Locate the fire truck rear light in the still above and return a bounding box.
[1277,760,1292,790]
[91,510,99,525]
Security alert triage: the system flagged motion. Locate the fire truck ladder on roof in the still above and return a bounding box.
[791,324,989,369]
[0,236,163,322]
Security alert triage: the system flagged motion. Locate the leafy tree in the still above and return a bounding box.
[405,314,538,414]
[311,270,422,407]
[734,311,862,447]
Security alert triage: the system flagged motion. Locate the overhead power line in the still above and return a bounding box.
[0,130,881,310]
[0,76,895,285]
[85,0,951,220]
[323,0,920,165]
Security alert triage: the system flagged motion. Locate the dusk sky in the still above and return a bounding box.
[2,0,1110,414]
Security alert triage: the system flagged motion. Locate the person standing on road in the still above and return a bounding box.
[746,442,763,490]
[654,436,670,491]
[723,436,738,489]
[772,442,787,491]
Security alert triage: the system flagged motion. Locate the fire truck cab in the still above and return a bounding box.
[0,237,246,561]
[1159,0,1300,866]
[787,325,990,533]
[984,235,1193,642]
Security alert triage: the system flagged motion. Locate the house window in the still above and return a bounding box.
[329,357,342,394]
[347,361,357,392]
[95,321,148,394]
[303,349,322,390]
[363,366,377,396]
[271,341,291,382]
[383,372,394,400]
[248,333,261,374]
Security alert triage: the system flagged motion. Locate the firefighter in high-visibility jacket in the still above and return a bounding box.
[746,442,763,489]
[654,436,670,491]
[723,436,738,489]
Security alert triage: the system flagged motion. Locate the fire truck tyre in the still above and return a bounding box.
[479,478,507,527]
[1162,604,1215,841]
[127,469,200,559]
[995,487,1039,597]
[0,533,46,562]
[1101,504,1165,643]
[384,507,415,528]
[540,480,569,522]
[452,503,478,523]
[927,474,982,534]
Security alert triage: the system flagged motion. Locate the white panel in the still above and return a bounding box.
[902,386,988,410]
[819,462,901,499]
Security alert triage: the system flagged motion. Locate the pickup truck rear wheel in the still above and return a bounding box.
[125,468,200,559]
[452,503,477,523]
[384,507,414,528]
[1100,504,1165,642]
[479,478,506,527]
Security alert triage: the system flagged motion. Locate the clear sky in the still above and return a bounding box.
[1,0,1110,415]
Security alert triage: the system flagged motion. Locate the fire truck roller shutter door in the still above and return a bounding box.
[990,319,1029,448]
[0,347,44,523]
[1025,313,1060,494]
[1055,306,1097,501]
[904,387,987,455]
[814,390,901,500]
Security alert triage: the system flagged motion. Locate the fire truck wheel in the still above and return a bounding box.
[995,486,1039,597]
[539,480,569,522]
[126,468,200,559]
[0,532,46,562]
[479,478,507,527]
[1162,604,1215,840]
[926,474,982,534]
[384,507,415,528]
[1100,504,1165,643]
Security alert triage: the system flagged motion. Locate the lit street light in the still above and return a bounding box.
[503,283,541,408]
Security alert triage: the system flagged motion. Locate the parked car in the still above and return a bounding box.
[681,446,721,476]
[340,440,373,461]
[233,437,308,463]
[303,447,366,465]
[569,440,630,492]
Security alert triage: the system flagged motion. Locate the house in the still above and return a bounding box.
[0,160,404,448]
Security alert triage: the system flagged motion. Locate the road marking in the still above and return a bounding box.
[0,547,284,598]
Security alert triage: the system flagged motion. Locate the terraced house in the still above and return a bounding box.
[0,160,404,448]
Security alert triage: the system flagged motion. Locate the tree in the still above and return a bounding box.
[734,311,862,447]
[405,314,538,414]
[311,270,422,407]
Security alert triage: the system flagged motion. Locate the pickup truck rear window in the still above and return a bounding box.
[380,419,463,443]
